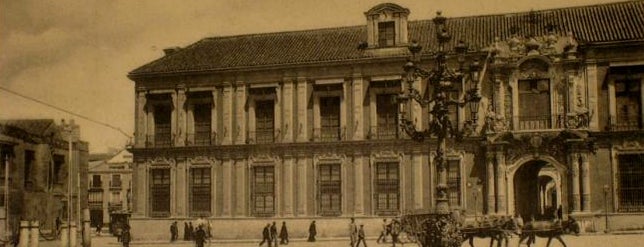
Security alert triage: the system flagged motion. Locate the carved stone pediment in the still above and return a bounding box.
[371,150,403,163]
[616,139,644,151]
[487,31,579,64]
[489,130,593,163]
[187,156,217,165]
[250,154,280,164]
[148,157,175,166]
[314,153,347,164]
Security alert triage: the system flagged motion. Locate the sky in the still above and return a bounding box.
[0,0,625,153]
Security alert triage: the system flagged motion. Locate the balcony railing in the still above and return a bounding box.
[248,130,275,144]
[110,181,122,189]
[186,132,212,146]
[313,127,342,142]
[368,125,399,140]
[608,118,642,131]
[514,115,567,131]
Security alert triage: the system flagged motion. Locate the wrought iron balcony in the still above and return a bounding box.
[186,132,212,146]
[368,125,399,140]
[514,115,566,130]
[608,117,642,131]
[313,127,342,142]
[110,180,122,189]
[247,130,275,144]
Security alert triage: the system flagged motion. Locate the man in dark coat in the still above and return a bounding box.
[184,222,190,240]
[259,223,272,247]
[355,224,367,247]
[194,225,207,247]
[170,221,178,242]
[307,221,317,242]
[270,222,278,246]
[279,221,289,244]
[121,226,131,247]
[188,222,194,240]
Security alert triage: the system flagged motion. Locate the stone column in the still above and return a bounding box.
[234,84,247,144]
[581,153,591,212]
[495,152,506,214]
[296,157,308,215]
[175,87,187,147]
[297,78,310,142]
[70,223,77,247]
[222,160,233,216]
[235,160,247,216]
[352,74,367,140]
[283,157,295,216]
[146,104,155,147]
[222,84,234,145]
[29,221,38,247]
[60,223,69,247]
[175,160,187,216]
[571,153,581,212]
[211,89,219,144]
[274,84,283,143]
[135,90,147,148]
[134,164,147,217]
[486,153,496,214]
[413,153,424,209]
[586,62,599,130]
[282,79,295,142]
[354,156,364,215]
[342,80,352,140]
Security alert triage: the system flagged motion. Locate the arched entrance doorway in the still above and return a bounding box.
[513,160,562,220]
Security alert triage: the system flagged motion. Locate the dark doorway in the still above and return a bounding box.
[90,209,103,227]
[514,160,560,220]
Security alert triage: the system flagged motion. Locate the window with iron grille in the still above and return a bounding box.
[375,162,399,215]
[111,174,122,188]
[518,79,551,130]
[318,164,341,215]
[618,154,644,212]
[376,94,398,139]
[255,100,275,143]
[150,168,171,216]
[378,21,395,47]
[320,97,341,141]
[91,175,102,188]
[252,166,275,216]
[615,79,642,130]
[193,103,212,145]
[447,159,461,207]
[190,167,211,215]
[154,104,172,147]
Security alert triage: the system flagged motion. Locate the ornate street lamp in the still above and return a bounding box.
[398,11,490,247]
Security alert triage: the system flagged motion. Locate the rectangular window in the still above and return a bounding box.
[88,191,103,209]
[53,155,64,185]
[518,79,551,130]
[154,104,172,147]
[376,94,399,139]
[150,168,171,216]
[24,150,34,189]
[111,174,122,188]
[320,97,341,141]
[255,100,275,143]
[252,166,275,216]
[190,167,212,216]
[618,154,644,212]
[375,162,399,215]
[193,103,212,145]
[378,21,395,47]
[318,164,341,215]
[615,79,642,130]
[91,175,102,188]
[447,159,462,207]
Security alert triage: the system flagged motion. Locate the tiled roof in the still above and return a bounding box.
[130,1,644,77]
[0,119,55,136]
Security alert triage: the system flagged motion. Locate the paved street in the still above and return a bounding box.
[36,233,644,247]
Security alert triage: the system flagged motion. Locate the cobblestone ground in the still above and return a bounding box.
[35,233,644,247]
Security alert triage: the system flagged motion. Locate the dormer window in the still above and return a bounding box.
[365,3,409,48]
[378,21,395,47]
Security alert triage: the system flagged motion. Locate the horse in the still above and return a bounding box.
[461,216,518,247]
[518,218,580,247]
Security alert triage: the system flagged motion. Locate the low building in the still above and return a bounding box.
[127,1,644,240]
[87,149,133,232]
[0,119,88,238]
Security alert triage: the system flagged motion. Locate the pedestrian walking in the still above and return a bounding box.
[349,218,358,247]
[96,223,102,236]
[195,225,207,247]
[391,220,401,247]
[279,221,289,244]
[355,224,367,247]
[55,216,62,238]
[259,223,272,247]
[184,222,190,241]
[170,221,178,242]
[307,221,317,242]
[121,226,131,247]
[376,218,388,243]
[189,222,195,240]
[270,222,278,246]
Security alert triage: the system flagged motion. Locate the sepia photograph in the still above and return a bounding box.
[1,0,644,246]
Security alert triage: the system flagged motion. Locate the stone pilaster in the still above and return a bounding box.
[486,153,496,214]
[581,153,591,212]
[282,79,295,142]
[586,62,599,130]
[211,89,219,144]
[495,152,506,214]
[222,84,234,145]
[222,160,233,216]
[175,87,186,147]
[354,156,364,215]
[282,157,295,216]
[234,84,247,144]
[235,160,246,216]
[571,153,581,212]
[134,163,147,217]
[296,157,308,215]
[342,80,352,140]
[413,153,424,209]
[135,90,147,148]
[146,104,155,147]
[275,84,283,143]
[296,78,310,142]
[170,164,177,217]
[176,160,187,216]
[352,75,367,140]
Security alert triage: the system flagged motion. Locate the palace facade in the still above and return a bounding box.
[127,1,644,240]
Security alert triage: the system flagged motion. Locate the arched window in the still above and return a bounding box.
[517,59,552,130]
